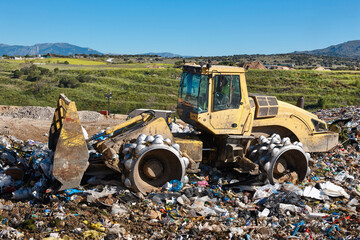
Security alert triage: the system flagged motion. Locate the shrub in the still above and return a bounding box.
[32,82,55,95]
[174,61,183,68]
[24,66,43,82]
[12,70,24,78]
[26,71,42,82]
[21,65,38,75]
[54,68,59,73]
[77,74,93,83]
[317,97,326,109]
[58,76,80,88]
[38,67,50,75]
[355,79,360,89]
[19,65,51,77]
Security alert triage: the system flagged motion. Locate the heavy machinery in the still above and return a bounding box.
[49,65,338,194]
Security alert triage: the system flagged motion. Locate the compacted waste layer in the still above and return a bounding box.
[0,106,358,239]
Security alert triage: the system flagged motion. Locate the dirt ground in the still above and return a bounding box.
[0,105,127,143]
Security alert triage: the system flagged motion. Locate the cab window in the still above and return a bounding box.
[230,75,241,108]
[198,75,209,112]
[178,73,209,112]
[213,75,241,111]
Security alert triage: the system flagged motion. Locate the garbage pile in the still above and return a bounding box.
[316,105,360,143]
[0,106,358,239]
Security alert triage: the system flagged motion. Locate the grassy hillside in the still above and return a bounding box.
[246,70,360,108]
[0,61,359,114]
[0,62,181,113]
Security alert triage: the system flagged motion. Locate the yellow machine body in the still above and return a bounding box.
[49,64,339,191]
[177,64,338,153]
[251,100,338,152]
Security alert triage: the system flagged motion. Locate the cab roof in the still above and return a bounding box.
[183,64,245,74]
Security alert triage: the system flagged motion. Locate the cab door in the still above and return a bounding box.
[210,74,244,130]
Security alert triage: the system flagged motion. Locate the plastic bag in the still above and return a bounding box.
[111,204,128,216]
[320,181,350,198]
[12,187,32,200]
[253,183,280,200]
[85,186,117,202]
[0,173,12,188]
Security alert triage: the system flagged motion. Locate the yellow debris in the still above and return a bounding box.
[82,230,106,239]
[89,222,106,232]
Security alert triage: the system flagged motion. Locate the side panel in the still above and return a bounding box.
[210,109,243,129]
[252,100,338,152]
[175,138,203,164]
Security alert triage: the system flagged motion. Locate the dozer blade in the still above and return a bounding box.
[49,94,89,190]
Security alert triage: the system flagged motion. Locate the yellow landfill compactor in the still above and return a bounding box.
[49,65,339,194]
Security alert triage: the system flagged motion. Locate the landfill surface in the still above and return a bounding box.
[0,106,359,239]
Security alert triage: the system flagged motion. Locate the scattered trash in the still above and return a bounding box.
[168,179,183,192]
[303,186,324,200]
[111,203,127,216]
[258,208,270,217]
[0,105,358,238]
[320,181,350,198]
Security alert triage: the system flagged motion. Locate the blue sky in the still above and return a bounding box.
[0,0,359,56]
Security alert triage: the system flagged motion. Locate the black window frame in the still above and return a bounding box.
[212,74,241,112]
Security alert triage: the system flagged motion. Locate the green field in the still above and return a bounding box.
[5,57,107,65]
[0,61,359,114]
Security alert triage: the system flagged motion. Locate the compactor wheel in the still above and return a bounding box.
[248,134,311,184]
[120,134,188,194]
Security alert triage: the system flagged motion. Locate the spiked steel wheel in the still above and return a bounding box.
[248,134,311,184]
[121,134,187,194]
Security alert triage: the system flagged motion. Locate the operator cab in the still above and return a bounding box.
[177,64,252,135]
[178,65,242,113]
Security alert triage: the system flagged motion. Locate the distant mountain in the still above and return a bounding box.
[0,43,103,56]
[294,40,360,58]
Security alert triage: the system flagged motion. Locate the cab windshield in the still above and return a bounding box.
[178,72,209,112]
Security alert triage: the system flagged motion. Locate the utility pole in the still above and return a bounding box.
[105,92,112,115]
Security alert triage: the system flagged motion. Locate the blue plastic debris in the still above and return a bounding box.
[326,224,340,234]
[292,220,305,236]
[169,180,183,192]
[64,188,83,195]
